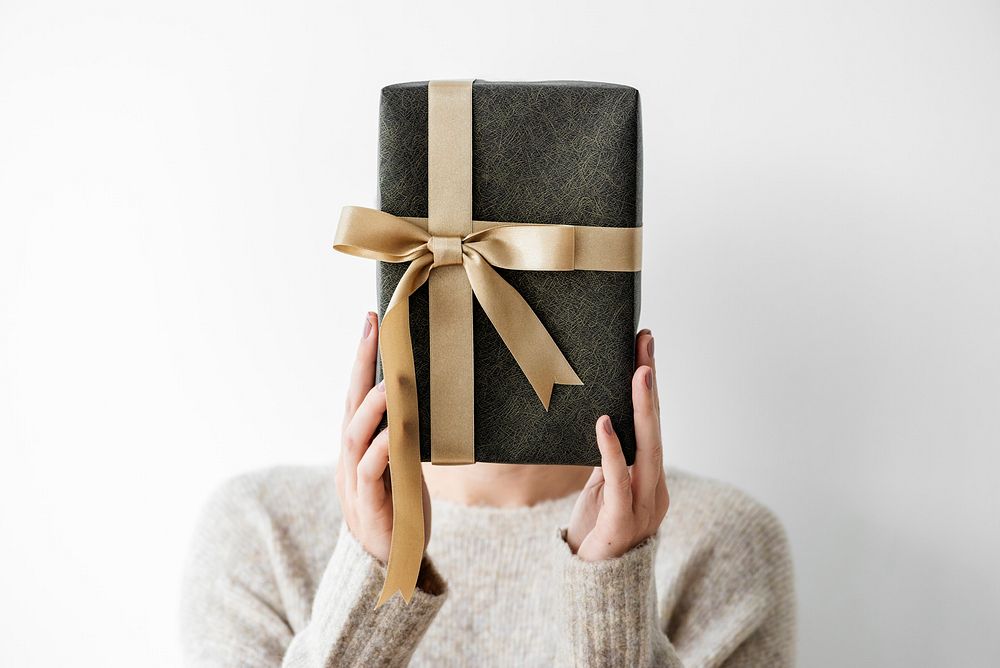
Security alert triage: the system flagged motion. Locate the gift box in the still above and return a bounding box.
[334,79,643,604]
[374,79,642,465]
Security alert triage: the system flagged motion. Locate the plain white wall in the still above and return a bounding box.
[1,0,998,665]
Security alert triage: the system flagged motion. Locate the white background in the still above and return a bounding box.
[2,0,998,666]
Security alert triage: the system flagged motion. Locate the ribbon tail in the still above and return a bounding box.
[463,250,583,410]
[375,254,434,608]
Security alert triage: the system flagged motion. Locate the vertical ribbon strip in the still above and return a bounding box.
[427,80,476,466]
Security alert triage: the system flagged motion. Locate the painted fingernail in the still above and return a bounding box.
[377,380,385,392]
[362,312,374,339]
[647,335,654,359]
[645,368,653,389]
[602,415,614,434]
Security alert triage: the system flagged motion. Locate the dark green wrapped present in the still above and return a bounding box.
[372,80,643,467]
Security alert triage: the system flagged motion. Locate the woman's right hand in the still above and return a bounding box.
[335,311,430,564]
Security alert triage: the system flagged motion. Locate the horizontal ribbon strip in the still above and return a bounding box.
[338,208,643,272]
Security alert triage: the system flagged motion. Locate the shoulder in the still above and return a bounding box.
[664,468,789,543]
[181,466,343,631]
[197,465,340,520]
[184,465,343,573]
[660,468,794,590]
[181,468,344,659]
[198,465,340,525]
[655,469,796,662]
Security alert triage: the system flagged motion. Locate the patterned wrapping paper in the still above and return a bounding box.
[374,79,642,466]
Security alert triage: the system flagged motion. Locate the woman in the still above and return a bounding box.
[180,313,796,666]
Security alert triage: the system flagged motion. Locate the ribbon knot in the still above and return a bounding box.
[428,235,464,267]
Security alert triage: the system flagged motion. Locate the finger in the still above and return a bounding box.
[596,415,632,512]
[566,465,604,554]
[632,365,663,500]
[635,330,659,417]
[343,311,380,433]
[581,466,605,512]
[357,428,390,508]
[343,380,388,477]
[421,474,432,550]
[335,454,355,527]
[635,331,652,376]
[335,454,344,498]
[654,468,670,522]
[344,380,386,464]
[584,465,604,490]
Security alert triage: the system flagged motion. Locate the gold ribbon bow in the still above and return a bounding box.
[333,80,642,607]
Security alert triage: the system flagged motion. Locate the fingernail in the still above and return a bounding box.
[647,335,654,359]
[362,312,374,339]
[602,415,614,434]
[377,380,385,392]
[645,368,653,389]
[638,328,651,336]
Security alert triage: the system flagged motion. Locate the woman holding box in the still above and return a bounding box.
[180,312,795,667]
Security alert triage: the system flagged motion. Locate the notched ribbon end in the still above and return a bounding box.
[534,370,585,411]
[374,584,415,610]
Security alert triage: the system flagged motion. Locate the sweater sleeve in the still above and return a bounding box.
[281,523,447,666]
[556,495,795,667]
[556,530,683,667]
[180,476,447,667]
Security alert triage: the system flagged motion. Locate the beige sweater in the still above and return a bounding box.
[180,466,795,666]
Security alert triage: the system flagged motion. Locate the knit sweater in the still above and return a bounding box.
[179,466,795,667]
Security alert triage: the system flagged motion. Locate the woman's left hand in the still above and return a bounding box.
[566,329,669,561]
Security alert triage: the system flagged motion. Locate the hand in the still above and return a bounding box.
[566,329,668,561]
[335,311,431,563]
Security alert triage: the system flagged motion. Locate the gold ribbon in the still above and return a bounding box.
[332,80,642,607]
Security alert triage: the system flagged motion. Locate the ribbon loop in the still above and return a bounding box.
[464,224,577,271]
[334,206,431,263]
